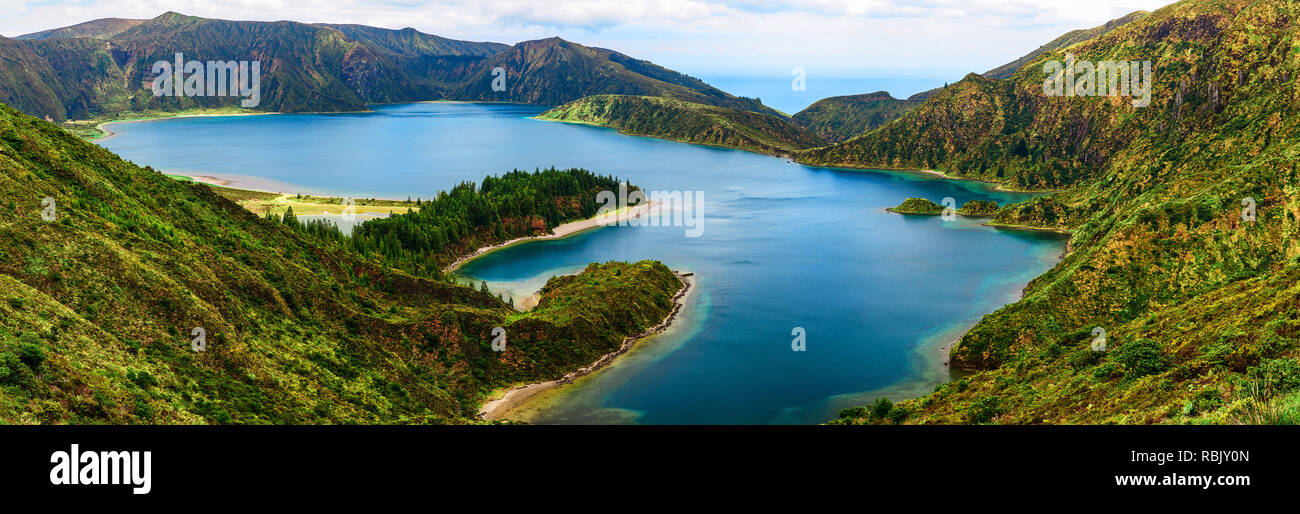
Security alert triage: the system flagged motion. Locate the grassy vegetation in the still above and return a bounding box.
[61,106,261,140]
[790,92,918,143]
[0,102,682,424]
[886,198,944,215]
[212,190,419,218]
[832,0,1300,424]
[886,197,1000,216]
[538,94,822,155]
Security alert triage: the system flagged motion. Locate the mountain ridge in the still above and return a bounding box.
[1,13,779,121]
[790,91,917,143]
[906,10,1151,102]
[539,94,821,155]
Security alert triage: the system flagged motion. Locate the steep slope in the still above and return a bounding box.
[800,73,1050,187]
[983,10,1150,80]
[908,11,1150,101]
[833,0,1300,424]
[14,18,144,40]
[538,94,822,155]
[109,12,438,112]
[314,24,508,90]
[0,36,134,121]
[448,38,780,115]
[0,102,683,424]
[791,91,917,143]
[316,24,507,57]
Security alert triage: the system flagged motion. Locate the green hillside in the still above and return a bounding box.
[983,10,1150,80]
[448,38,780,116]
[0,102,683,424]
[315,24,507,57]
[538,94,822,155]
[791,91,917,143]
[786,13,1148,146]
[831,0,1300,424]
[908,11,1150,101]
[15,17,144,41]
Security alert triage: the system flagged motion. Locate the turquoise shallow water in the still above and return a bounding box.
[99,102,1065,424]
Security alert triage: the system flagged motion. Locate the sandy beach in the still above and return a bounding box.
[442,201,656,274]
[478,271,695,421]
[186,175,233,186]
[93,110,279,142]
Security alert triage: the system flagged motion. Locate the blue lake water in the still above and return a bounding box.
[99,102,1065,424]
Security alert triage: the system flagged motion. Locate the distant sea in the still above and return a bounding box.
[699,76,946,115]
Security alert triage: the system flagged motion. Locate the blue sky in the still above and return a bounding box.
[2,1,1175,87]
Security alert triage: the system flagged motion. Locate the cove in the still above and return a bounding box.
[98,102,1066,424]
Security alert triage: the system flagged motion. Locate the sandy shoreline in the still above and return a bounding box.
[478,271,695,421]
[442,202,656,274]
[94,111,280,142]
[185,175,232,186]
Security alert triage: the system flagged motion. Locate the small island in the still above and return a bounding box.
[886,197,1000,217]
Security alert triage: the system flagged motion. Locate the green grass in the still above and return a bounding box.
[539,94,823,155]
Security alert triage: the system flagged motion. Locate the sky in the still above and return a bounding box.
[1,0,1176,98]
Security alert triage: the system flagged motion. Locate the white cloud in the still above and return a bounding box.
[0,0,1176,79]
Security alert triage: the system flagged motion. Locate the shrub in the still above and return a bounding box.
[1246,359,1300,395]
[127,369,158,389]
[871,397,894,419]
[1182,389,1223,417]
[1067,347,1103,370]
[0,352,18,382]
[1092,362,1119,380]
[838,406,869,419]
[133,398,156,420]
[1113,339,1170,378]
[966,396,1003,424]
[955,378,970,392]
[17,342,46,368]
[1171,361,1208,380]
